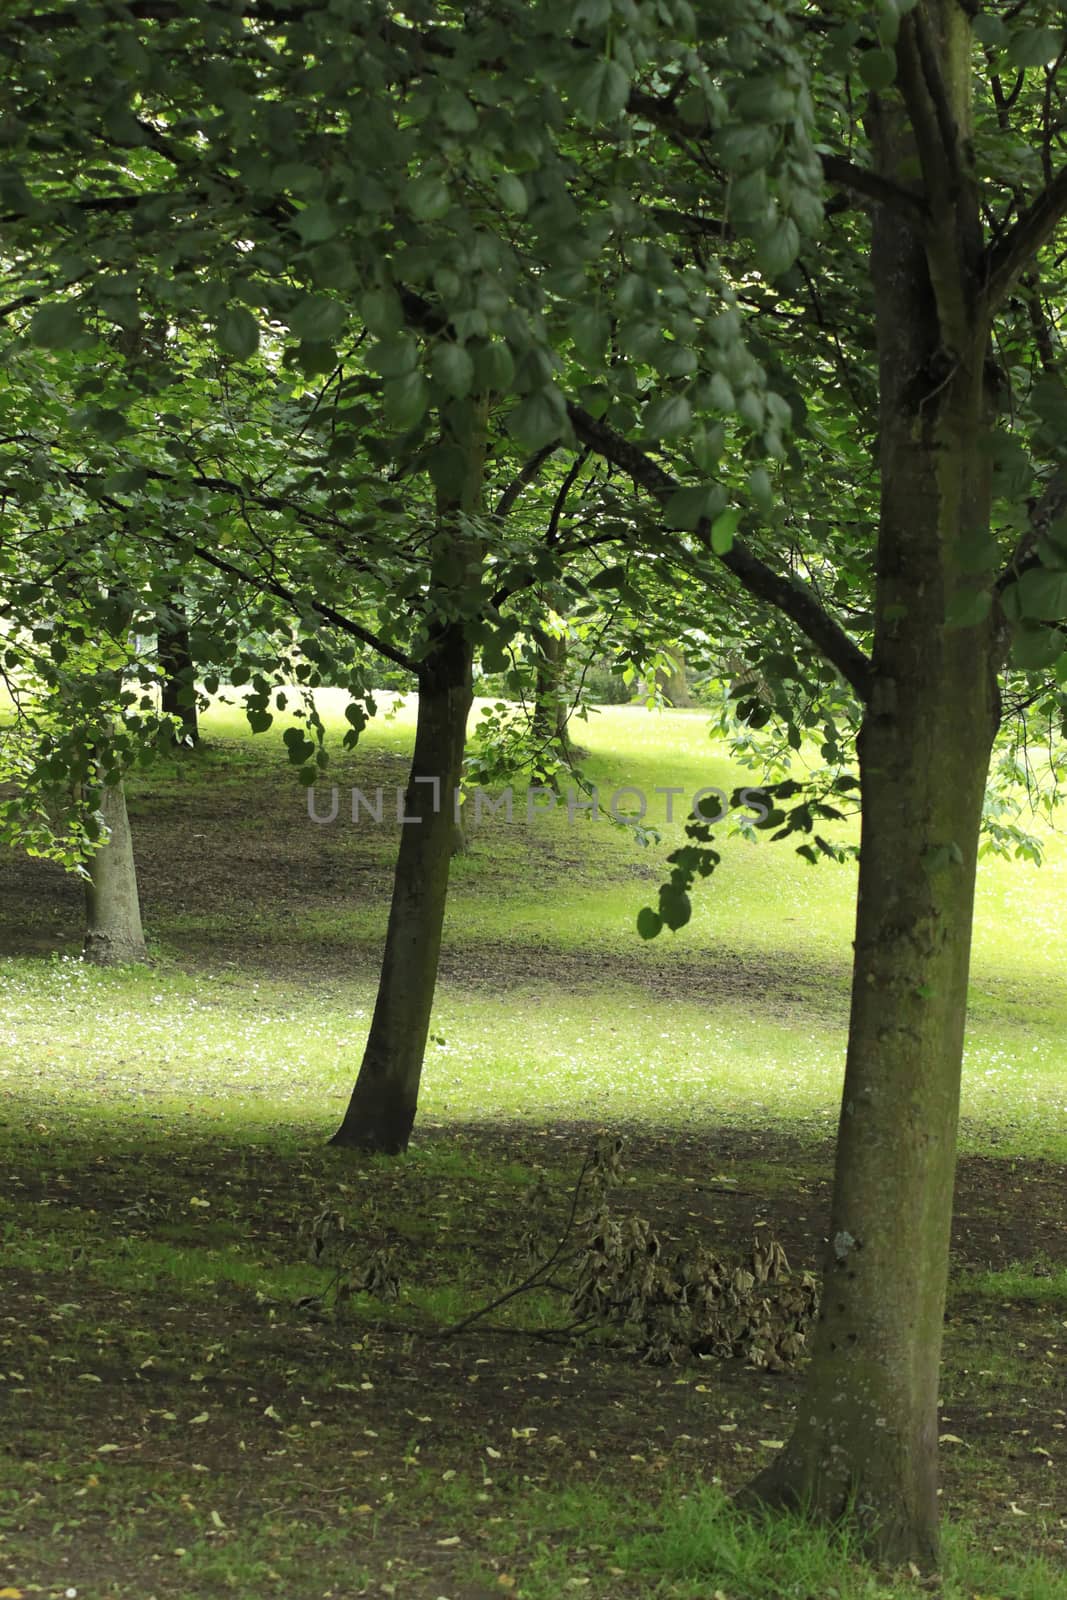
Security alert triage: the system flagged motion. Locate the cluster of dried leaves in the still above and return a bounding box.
[296,1138,818,1371]
[570,1207,817,1370]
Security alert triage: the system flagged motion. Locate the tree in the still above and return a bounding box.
[568,8,1067,1564]
[82,773,146,964]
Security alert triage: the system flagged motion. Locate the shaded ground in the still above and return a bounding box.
[1,1119,1065,1598]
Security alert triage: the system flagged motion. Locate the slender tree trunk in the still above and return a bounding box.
[531,629,571,762]
[744,12,1002,1565]
[329,627,473,1152]
[330,400,487,1154]
[452,791,470,856]
[158,598,198,746]
[83,778,147,965]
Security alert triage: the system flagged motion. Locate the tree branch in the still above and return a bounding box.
[564,404,873,702]
[493,445,557,519]
[983,165,1067,311]
[155,533,417,674]
[66,473,418,672]
[820,155,926,219]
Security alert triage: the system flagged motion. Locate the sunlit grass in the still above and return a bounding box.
[2,692,1066,1160]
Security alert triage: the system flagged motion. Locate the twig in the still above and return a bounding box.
[434,1151,594,1339]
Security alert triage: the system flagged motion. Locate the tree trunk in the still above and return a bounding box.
[330,400,487,1154]
[743,13,1002,1565]
[531,628,571,764]
[83,778,148,965]
[158,598,198,746]
[329,627,473,1152]
[655,648,691,707]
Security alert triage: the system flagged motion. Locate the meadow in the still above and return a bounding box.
[0,696,1064,1599]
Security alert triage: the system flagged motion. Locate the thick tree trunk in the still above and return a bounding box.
[329,627,473,1152]
[83,778,147,965]
[655,648,691,707]
[158,599,198,746]
[744,13,1002,1565]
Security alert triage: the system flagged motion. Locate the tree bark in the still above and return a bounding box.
[329,626,473,1152]
[83,778,148,965]
[743,11,1002,1565]
[158,597,199,746]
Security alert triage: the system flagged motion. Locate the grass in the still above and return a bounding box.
[1,694,1066,1597]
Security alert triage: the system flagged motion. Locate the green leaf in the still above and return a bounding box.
[439,91,479,134]
[1031,376,1067,432]
[216,306,260,360]
[690,424,724,472]
[658,883,691,931]
[408,174,451,221]
[1007,27,1063,69]
[288,294,346,342]
[755,218,800,279]
[714,123,776,175]
[570,58,630,124]
[247,708,274,733]
[972,12,1006,46]
[990,433,1031,499]
[431,342,475,398]
[383,370,429,430]
[664,484,726,531]
[1014,566,1067,622]
[944,589,992,629]
[711,508,741,555]
[28,302,84,349]
[707,373,734,412]
[747,466,773,512]
[373,334,419,377]
[570,310,610,365]
[859,48,898,91]
[295,340,337,377]
[510,388,567,451]
[426,442,470,500]
[587,565,629,592]
[642,394,692,439]
[294,202,341,243]
[1011,622,1066,670]
[307,243,358,290]
[72,405,128,442]
[473,340,515,393]
[636,906,662,940]
[495,173,528,215]
[283,727,316,765]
